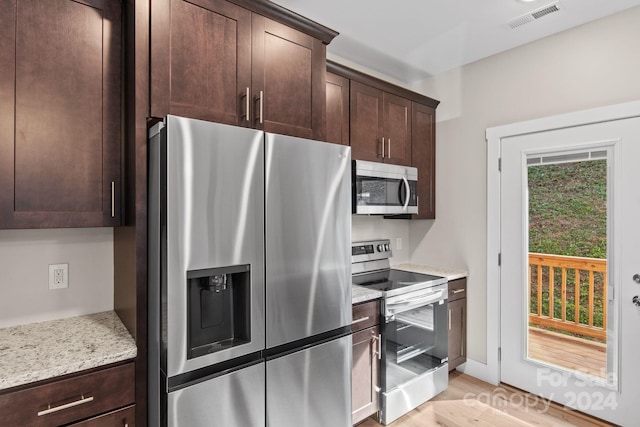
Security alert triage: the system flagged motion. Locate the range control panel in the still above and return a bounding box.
[351,239,392,263]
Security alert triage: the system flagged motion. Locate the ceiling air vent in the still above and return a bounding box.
[508,1,562,30]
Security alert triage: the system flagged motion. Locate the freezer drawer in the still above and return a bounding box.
[168,362,265,427]
[266,335,352,427]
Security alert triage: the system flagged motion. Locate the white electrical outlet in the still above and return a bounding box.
[49,263,69,290]
[396,237,402,250]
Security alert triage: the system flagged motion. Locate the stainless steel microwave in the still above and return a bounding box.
[352,160,418,215]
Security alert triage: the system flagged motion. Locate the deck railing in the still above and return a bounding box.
[528,253,607,341]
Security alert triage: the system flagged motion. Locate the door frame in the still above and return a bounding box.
[476,100,640,386]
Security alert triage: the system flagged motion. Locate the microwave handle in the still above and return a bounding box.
[402,176,410,210]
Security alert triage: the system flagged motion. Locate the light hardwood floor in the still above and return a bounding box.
[358,371,614,427]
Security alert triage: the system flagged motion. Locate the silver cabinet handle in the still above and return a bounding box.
[380,137,385,158]
[452,289,465,294]
[387,138,391,158]
[448,309,451,331]
[256,90,264,124]
[243,87,250,122]
[377,333,382,360]
[352,316,370,325]
[37,395,94,416]
[111,181,115,218]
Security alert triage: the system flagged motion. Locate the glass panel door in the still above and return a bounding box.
[526,157,608,379]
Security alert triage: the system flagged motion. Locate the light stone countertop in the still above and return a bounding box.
[0,311,137,391]
[393,263,468,281]
[352,284,383,304]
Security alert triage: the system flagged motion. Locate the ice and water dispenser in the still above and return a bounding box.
[187,264,251,359]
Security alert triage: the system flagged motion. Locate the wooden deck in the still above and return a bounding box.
[528,327,607,379]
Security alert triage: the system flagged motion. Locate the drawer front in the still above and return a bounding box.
[0,363,135,427]
[352,299,380,332]
[70,405,135,427]
[448,278,467,302]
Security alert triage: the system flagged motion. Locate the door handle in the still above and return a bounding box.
[380,137,385,158]
[402,176,410,210]
[387,138,391,158]
[111,181,115,218]
[256,90,264,124]
[242,87,250,122]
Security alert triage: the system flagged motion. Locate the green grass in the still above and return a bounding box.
[528,160,607,259]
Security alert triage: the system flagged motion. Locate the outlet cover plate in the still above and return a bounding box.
[49,263,68,290]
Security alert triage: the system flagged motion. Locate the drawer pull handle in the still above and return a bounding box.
[452,289,465,294]
[37,395,94,416]
[352,316,370,325]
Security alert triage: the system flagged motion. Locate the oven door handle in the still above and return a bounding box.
[386,289,446,316]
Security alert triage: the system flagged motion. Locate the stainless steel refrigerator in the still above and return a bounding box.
[148,115,352,427]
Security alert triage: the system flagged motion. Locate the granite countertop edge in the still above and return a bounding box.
[0,311,137,391]
[392,263,469,281]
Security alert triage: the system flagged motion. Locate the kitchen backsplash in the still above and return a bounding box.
[351,215,410,264]
[0,228,114,328]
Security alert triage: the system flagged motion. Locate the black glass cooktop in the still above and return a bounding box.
[352,269,444,292]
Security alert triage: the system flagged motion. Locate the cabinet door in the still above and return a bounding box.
[411,102,436,219]
[252,14,326,140]
[383,92,412,166]
[350,81,383,162]
[70,405,135,427]
[0,0,121,228]
[151,0,251,126]
[448,298,466,371]
[352,325,380,425]
[326,72,349,145]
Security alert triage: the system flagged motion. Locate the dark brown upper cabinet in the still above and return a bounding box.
[325,72,349,146]
[412,102,436,219]
[151,0,251,126]
[0,0,122,229]
[383,92,412,166]
[350,81,383,161]
[328,60,439,219]
[349,81,412,166]
[151,0,335,140]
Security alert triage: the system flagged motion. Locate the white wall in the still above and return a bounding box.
[352,216,411,264]
[0,228,114,328]
[408,6,640,364]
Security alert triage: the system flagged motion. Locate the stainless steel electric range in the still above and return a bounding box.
[352,239,449,425]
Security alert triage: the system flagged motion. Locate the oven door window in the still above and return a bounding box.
[382,298,448,391]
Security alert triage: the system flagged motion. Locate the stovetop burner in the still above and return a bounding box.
[352,268,446,295]
[351,239,447,296]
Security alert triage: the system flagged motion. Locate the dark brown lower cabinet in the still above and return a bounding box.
[70,405,135,427]
[448,278,467,371]
[351,300,380,425]
[0,363,135,427]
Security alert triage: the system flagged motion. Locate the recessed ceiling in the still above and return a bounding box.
[272,0,640,83]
